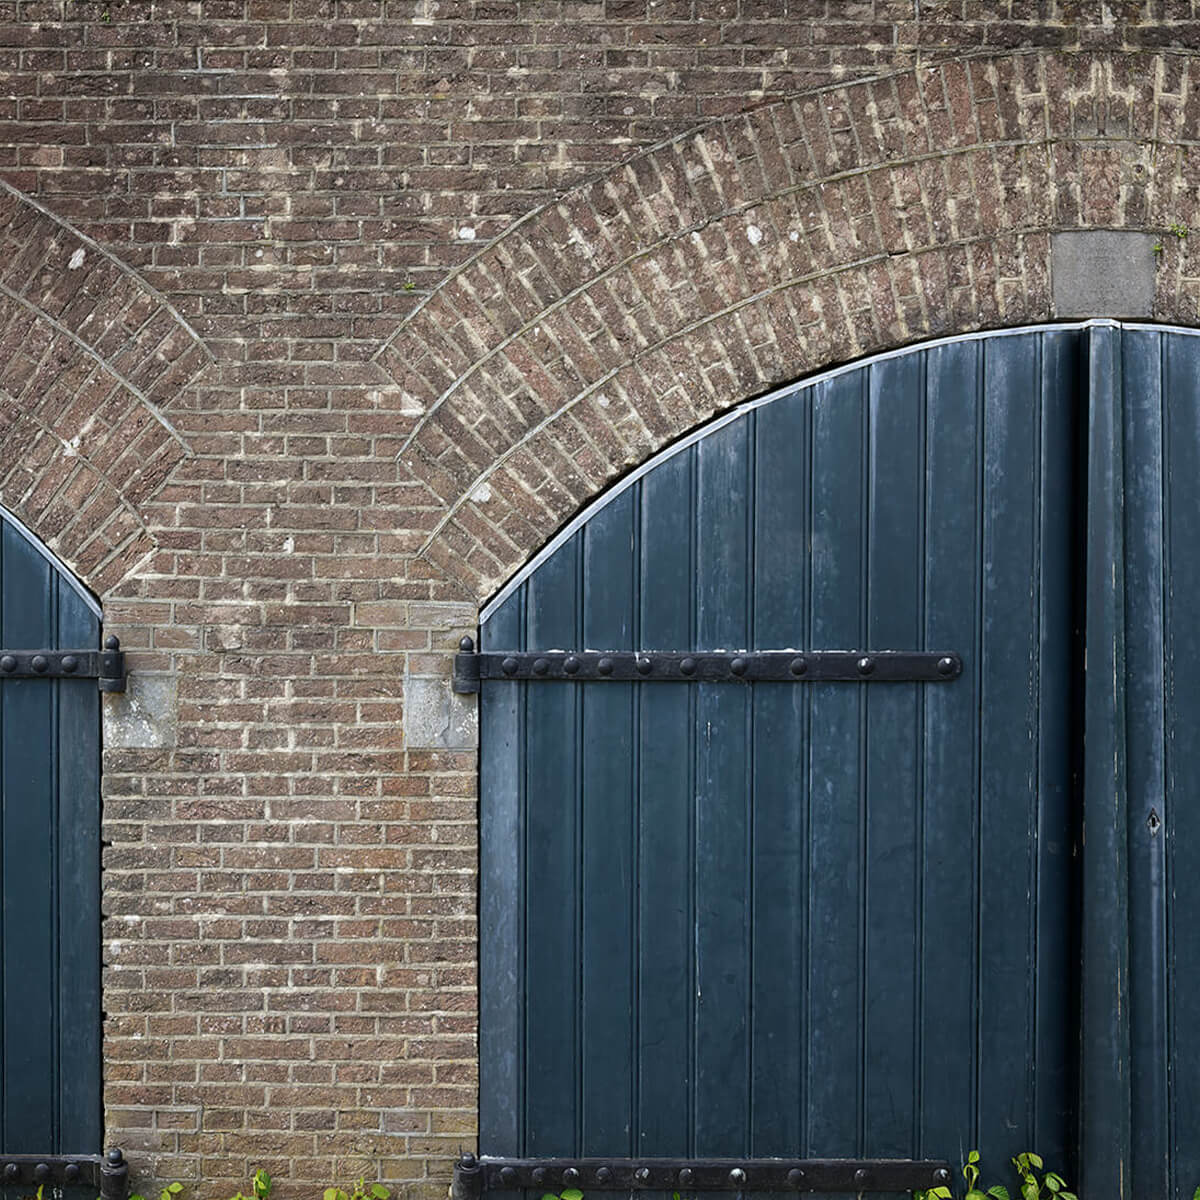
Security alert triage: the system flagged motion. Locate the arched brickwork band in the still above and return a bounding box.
[376,49,1200,602]
[0,184,210,594]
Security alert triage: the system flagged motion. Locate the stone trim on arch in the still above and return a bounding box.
[376,48,1200,603]
[0,184,211,594]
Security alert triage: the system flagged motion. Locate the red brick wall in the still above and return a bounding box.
[0,3,1198,1198]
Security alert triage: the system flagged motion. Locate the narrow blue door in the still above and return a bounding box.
[0,511,101,1152]
[479,329,1081,1192]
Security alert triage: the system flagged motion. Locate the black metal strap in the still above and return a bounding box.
[453,638,961,694]
[0,1148,128,1199]
[0,636,126,692]
[452,1155,953,1197]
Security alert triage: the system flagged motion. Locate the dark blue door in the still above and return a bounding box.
[0,511,101,1152]
[477,324,1200,1200]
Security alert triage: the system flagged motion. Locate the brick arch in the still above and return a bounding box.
[0,183,211,595]
[377,49,1200,602]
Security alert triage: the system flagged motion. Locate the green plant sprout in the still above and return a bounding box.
[914,1150,1076,1200]
[323,1179,390,1200]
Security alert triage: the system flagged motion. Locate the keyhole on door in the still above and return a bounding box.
[1147,808,1162,836]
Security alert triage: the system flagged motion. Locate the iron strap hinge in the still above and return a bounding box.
[0,1148,129,1200]
[452,638,961,694]
[0,635,126,692]
[451,1154,953,1197]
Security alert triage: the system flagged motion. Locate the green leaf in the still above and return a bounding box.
[966,1190,987,1200]
[1027,1154,1043,1170]
[168,1185,184,1195]
[324,1188,342,1200]
[987,1187,1010,1200]
[371,1186,390,1199]
[968,1151,981,1165]
[561,1189,583,1200]
[1021,1181,1038,1200]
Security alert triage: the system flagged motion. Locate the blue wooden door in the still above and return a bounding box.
[477,323,1200,1200]
[0,511,101,1152]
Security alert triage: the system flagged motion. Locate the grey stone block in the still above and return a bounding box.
[103,673,177,749]
[1052,231,1157,318]
[404,673,478,749]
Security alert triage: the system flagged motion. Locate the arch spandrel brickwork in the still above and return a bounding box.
[0,184,211,594]
[375,49,1200,603]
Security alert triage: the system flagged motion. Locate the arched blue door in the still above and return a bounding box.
[475,324,1200,1200]
[0,511,101,1152]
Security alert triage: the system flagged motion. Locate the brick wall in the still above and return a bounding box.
[0,2,1199,1198]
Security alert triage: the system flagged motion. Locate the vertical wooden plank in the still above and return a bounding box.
[55,573,101,1151]
[693,415,752,1155]
[636,454,694,1156]
[920,339,983,1156]
[479,589,525,1156]
[1162,331,1200,1199]
[749,386,809,1157]
[1,519,56,1151]
[976,334,1043,1168]
[580,489,636,1154]
[1033,329,1081,1176]
[522,538,581,1154]
[806,371,865,1161]
[862,353,922,1172]
[1117,329,1167,1199]
[1079,326,1132,1200]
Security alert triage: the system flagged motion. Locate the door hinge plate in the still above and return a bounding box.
[453,639,961,693]
[0,636,126,692]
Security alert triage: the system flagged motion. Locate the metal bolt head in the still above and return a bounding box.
[0,656,14,673]
[501,656,519,676]
[933,1168,951,1186]
[64,1165,81,1184]
[596,1167,613,1184]
[856,656,874,676]
[460,1154,477,1170]
[104,636,120,651]
[531,1169,546,1187]
[4,1164,19,1181]
[564,656,580,675]
[728,1168,746,1186]
[34,1165,50,1183]
[854,1169,869,1187]
[789,656,807,676]
[635,657,652,676]
[786,1169,805,1189]
[459,636,475,653]
[677,1169,694,1187]
[680,657,696,676]
[634,1168,651,1185]
[598,657,614,676]
[62,655,79,673]
[937,655,957,677]
[499,1168,518,1187]
[532,657,550,676]
[563,1168,581,1186]
[31,655,47,673]
[730,656,748,676]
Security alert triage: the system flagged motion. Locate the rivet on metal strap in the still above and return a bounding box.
[563,1168,580,1186]
[677,1169,694,1187]
[635,658,652,676]
[532,658,549,676]
[596,1167,613,1184]
[854,1168,870,1187]
[856,656,874,676]
[501,657,518,676]
[789,656,807,676]
[634,1168,651,1185]
[564,656,580,675]
[498,1168,518,1188]
[728,1168,746,1186]
[680,657,696,676]
[937,656,956,677]
[786,1168,805,1188]
[730,657,748,676]
[598,657,614,676]
[0,656,14,673]
[31,655,48,673]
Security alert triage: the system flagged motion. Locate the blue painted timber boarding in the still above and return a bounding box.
[0,512,101,1155]
[477,324,1200,1200]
